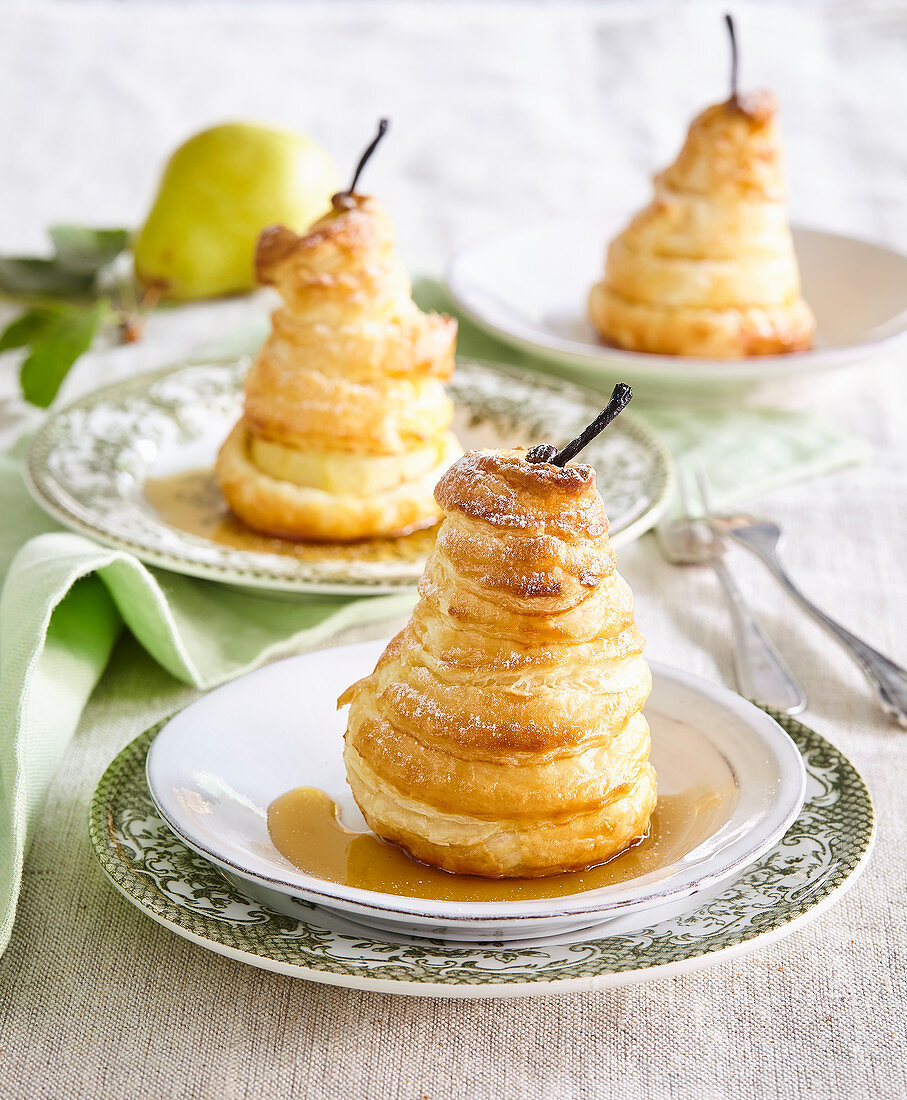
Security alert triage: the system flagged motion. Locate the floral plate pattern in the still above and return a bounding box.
[89,710,874,999]
[24,356,673,595]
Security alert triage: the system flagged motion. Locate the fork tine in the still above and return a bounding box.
[676,465,693,521]
[694,466,714,517]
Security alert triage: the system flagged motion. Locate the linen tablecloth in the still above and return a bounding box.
[1,2,905,1098]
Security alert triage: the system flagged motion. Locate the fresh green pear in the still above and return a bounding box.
[134,122,340,300]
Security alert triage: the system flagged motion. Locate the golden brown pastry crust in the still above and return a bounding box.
[218,423,459,541]
[589,283,816,359]
[339,448,656,877]
[589,94,815,358]
[217,194,459,539]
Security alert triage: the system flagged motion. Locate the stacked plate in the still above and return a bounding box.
[143,642,805,944]
[90,640,874,996]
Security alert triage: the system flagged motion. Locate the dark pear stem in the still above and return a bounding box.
[344,118,389,196]
[725,13,739,103]
[528,383,633,467]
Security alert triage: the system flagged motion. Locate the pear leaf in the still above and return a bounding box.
[0,225,131,299]
[0,257,96,298]
[48,226,131,275]
[0,308,56,353]
[17,302,105,407]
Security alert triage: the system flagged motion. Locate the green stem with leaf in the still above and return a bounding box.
[0,225,137,407]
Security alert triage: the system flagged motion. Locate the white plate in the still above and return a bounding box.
[24,356,673,595]
[145,641,806,943]
[91,706,873,998]
[220,871,727,949]
[446,219,907,401]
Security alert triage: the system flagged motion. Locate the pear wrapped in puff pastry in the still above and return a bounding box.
[217,128,459,541]
[590,61,815,357]
[339,425,655,878]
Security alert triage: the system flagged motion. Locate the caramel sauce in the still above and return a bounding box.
[267,785,734,902]
[143,468,437,563]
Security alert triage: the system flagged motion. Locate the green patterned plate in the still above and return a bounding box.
[24,356,672,595]
[89,711,874,999]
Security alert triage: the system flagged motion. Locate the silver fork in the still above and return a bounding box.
[712,511,907,728]
[656,469,807,714]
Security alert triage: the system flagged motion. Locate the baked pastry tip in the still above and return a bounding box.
[217,120,460,541]
[589,16,815,358]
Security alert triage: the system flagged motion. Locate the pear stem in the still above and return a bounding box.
[344,118,389,196]
[526,383,633,467]
[725,13,739,102]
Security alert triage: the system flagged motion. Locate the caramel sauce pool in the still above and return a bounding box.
[144,468,437,563]
[266,785,733,902]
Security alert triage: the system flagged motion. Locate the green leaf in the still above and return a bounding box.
[0,226,130,299]
[48,225,130,275]
[0,308,56,353]
[0,257,96,298]
[19,301,104,407]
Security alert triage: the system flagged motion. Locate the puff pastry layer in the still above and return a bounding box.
[339,448,656,877]
[217,193,459,541]
[590,93,815,357]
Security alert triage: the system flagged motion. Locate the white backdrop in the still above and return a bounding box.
[2,1,906,264]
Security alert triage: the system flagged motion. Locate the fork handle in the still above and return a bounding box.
[748,553,907,728]
[710,560,807,714]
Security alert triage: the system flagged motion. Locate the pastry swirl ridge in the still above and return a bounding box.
[590,93,815,358]
[217,193,459,540]
[339,448,656,877]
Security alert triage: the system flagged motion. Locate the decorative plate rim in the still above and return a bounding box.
[24,355,674,595]
[144,650,807,924]
[89,707,875,999]
[445,222,907,378]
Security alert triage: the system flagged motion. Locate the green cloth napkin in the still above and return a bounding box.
[0,278,867,959]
